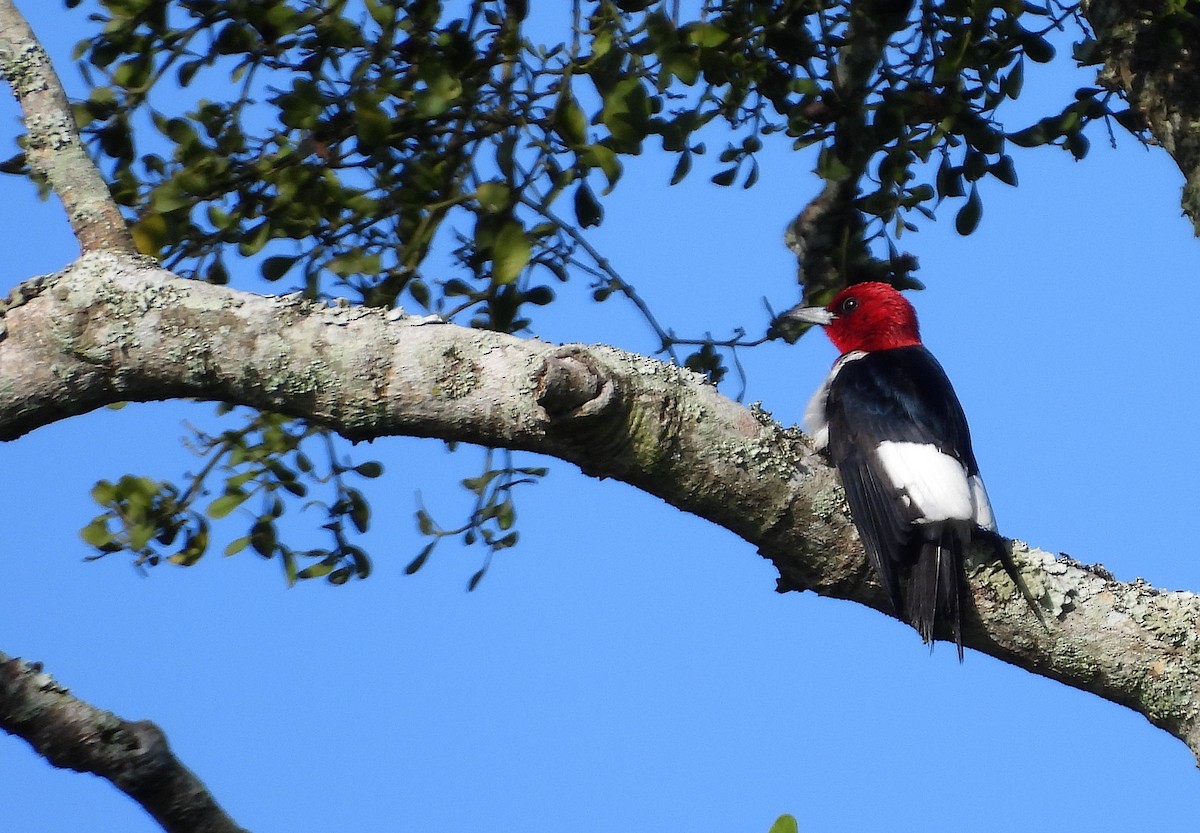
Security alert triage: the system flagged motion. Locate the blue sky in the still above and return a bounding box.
[3,2,1199,831]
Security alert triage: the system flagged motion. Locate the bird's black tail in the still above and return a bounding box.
[906,529,967,660]
[977,528,1048,630]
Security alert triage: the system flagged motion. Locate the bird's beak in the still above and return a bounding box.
[780,304,834,326]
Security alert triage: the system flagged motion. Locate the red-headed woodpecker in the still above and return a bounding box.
[785,282,996,657]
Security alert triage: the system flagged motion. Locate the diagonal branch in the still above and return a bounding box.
[0,0,134,254]
[0,651,250,833]
[1,251,1199,762]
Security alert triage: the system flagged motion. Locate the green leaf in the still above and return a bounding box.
[281,548,298,586]
[579,144,623,192]
[353,461,384,478]
[955,184,982,236]
[225,470,258,490]
[112,55,151,90]
[350,548,371,580]
[295,559,336,580]
[555,91,588,146]
[525,285,554,305]
[1022,33,1055,63]
[207,490,249,519]
[476,181,511,213]
[224,536,251,556]
[347,488,370,533]
[743,158,759,189]
[128,521,155,552]
[1066,131,1090,160]
[427,68,463,102]
[130,213,168,256]
[261,255,298,282]
[1008,117,1055,148]
[80,518,114,548]
[573,183,603,228]
[406,541,436,575]
[169,523,209,566]
[364,0,396,26]
[768,814,799,833]
[662,49,699,86]
[1072,37,1100,66]
[415,68,462,118]
[600,78,650,150]
[148,183,192,214]
[816,146,852,181]
[354,100,391,148]
[1112,109,1144,133]
[462,470,502,495]
[686,23,730,48]
[710,165,737,186]
[496,497,515,530]
[250,518,277,557]
[327,249,381,277]
[91,480,118,505]
[936,157,965,199]
[491,531,518,550]
[416,508,437,536]
[989,155,1018,186]
[670,152,692,185]
[492,221,531,284]
[1000,58,1024,100]
[237,221,271,257]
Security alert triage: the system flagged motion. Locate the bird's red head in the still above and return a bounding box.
[817,282,922,355]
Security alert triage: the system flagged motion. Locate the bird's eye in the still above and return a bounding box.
[839,297,859,314]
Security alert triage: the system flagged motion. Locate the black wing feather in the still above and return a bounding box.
[828,346,978,475]
[824,346,981,651]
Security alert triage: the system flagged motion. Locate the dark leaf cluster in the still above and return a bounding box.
[38,0,1128,585]
[407,448,546,591]
[81,410,384,586]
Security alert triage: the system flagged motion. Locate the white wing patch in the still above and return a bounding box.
[805,351,866,451]
[875,440,979,525]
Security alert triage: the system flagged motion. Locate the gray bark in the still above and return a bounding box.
[0,651,249,833]
[0,0,134,254]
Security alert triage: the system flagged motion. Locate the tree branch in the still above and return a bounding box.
[785,0,917,304]
[0,0,135,253]
[0,651,250,833]
[1,251,1198,761]
[1081,0,1200,232]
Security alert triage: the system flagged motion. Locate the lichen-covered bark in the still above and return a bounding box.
[0,0,134,253]
[1082,0,1200,231]
[0,652,249,833]
[2,251,1200,762]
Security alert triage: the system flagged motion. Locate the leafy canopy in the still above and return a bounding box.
[12,0,1125,583]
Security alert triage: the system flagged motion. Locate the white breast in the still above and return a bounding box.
[804,351,866,451]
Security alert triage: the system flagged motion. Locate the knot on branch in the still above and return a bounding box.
[535,346,644,477]
[110,719,174,789]
[535,346,617,419]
